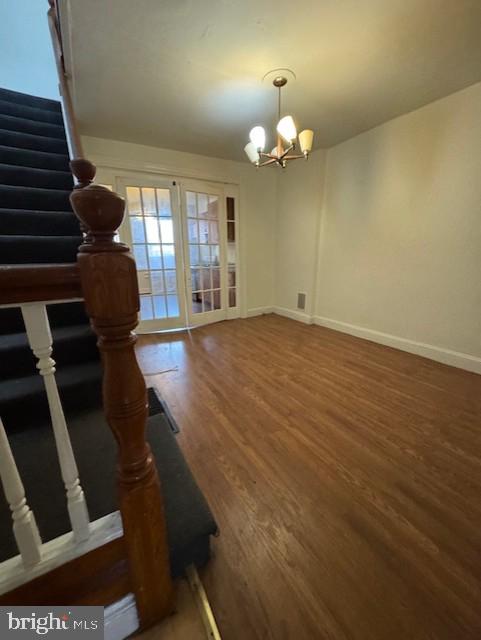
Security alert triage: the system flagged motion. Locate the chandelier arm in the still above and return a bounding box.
[279,144,295,159]
[283,154,305,161]
[258,158,277,167]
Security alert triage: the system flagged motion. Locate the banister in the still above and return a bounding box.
[47,0,85,164]
[0,264,82,306]
[46,1,175,626]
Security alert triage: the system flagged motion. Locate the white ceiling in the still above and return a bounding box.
[62,0,481,161]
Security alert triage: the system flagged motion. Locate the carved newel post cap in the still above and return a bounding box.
[70,185,125,246]
[70,158,96,187]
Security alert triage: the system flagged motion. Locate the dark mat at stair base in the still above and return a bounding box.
[0,406,217,577]
[147,386,180,434]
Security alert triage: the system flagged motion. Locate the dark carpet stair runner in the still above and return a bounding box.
[0,87,217,578]
[0,87,100,431]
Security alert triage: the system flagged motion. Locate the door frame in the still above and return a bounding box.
[94,163,243,331]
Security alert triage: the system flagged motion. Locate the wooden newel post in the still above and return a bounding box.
[69,161,174,627]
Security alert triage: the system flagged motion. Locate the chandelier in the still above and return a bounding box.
[244,76,313,168]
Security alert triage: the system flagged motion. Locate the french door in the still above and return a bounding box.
[116,176,186,331]
[181,182,228,327]
[116,175,233,331]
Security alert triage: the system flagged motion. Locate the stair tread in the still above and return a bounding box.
[0,324,93,351]
[0,361,102,403]
[0,302,89,336]
[0,234,80,242]
[0,163,73,190]
[0,163,71,178]
[0,114,66,140]
[0,208,79,236]
[0,145,70,171]
[0,207,75,215]
[0,88,62,113]
[0,183,71,211]
[0,128,68,154]
[0,99,63,125]
[0,184,71,195]
[0,208,81,238]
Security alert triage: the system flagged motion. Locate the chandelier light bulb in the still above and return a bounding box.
[299,129,314,154]
[249,126,266,151]
[277,115,297,143]
[244,141,260,164]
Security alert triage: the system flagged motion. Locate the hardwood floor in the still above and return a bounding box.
[137,579,206,640]
[136,314,481,640]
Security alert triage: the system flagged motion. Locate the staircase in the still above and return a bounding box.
[0,86,218,620]
[0,87,102,432]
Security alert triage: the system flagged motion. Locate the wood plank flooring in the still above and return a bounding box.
[136,314,481,640]
[137,579,207,640]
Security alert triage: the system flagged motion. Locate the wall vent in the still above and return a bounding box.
[297,292,306,310]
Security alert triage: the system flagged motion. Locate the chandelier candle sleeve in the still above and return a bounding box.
[277,116,297,143]
[244,142,260,164]
[249,126,266,151]
[299,129,314,154]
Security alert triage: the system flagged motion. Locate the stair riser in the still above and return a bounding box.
[0,88,62,113]
[0,115,66,141]
[0,185,71,211]
[0,210,80,236]
[0,146,70,172]
[0,99,63,126]
[0,129,68,155]
[0,164,73,190]
[0,333,99,378]
[0,236,81,264]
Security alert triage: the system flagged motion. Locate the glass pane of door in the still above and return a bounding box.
[183,186,227,326]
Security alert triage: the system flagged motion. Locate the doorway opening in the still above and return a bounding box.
[115,175,240,332]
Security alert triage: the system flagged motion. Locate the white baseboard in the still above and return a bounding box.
[245,306,274,318]
[313,315,481,375]
[272,306,313,325]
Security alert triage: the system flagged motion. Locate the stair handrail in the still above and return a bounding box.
[47,0,85,165]
[0,264,81,306]
[46,0,175,628]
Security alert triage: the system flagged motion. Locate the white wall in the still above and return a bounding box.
[314,82,481,370]
[274,150,326,322]
[82,136,277,315]
[0,0,59,99]
[273,82,481,372]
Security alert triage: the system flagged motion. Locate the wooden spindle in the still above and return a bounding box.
[70,164,174,628]
[21,304,90,543]
[0,417,42,567]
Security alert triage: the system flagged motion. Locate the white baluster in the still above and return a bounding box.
[21,303,90,543]
[0,417,42,566]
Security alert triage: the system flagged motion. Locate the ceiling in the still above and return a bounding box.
[62,0,481,161]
